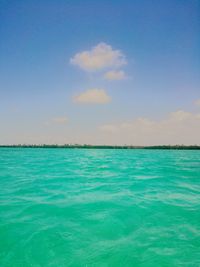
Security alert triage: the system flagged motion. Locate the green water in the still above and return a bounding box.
[0,148,200,267]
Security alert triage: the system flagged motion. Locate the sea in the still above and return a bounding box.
[0,148,200,267]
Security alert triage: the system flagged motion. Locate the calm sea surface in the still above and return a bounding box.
[0,148,200,267]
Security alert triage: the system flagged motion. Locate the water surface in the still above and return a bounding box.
[0,148,200,266]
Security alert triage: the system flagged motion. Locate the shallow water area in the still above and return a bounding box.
[0,148,200,267]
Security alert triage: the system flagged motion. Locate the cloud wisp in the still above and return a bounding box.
[44,116,69,126]
[195,99,200,107]
[74,88,111,104]
[99,110,200,145]
[52,117,68,124]
[70,43,126,72]
[104,70,126,80]
[45,117,68,126]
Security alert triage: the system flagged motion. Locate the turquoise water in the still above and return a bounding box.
[0,148,200,267]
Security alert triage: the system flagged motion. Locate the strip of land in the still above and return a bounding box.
[0,145,200,149]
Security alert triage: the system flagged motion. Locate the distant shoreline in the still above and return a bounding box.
[0,145,200,150]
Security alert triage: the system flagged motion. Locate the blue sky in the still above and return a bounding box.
[0,0,199,145]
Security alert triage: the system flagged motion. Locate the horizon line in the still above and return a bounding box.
[0,144,200,150]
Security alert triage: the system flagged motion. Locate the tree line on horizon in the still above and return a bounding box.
[0,144,200,149]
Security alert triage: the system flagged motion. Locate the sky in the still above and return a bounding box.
[0,0,200,145]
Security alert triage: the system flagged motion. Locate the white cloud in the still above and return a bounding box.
[99,110,200,145]
[70,43,126,72]
[52,117,68,124]
[73,88,111,104]
[195,99,200,107]
[104,70,126,80]
[100,124,118,133]
[45,117,68,126]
